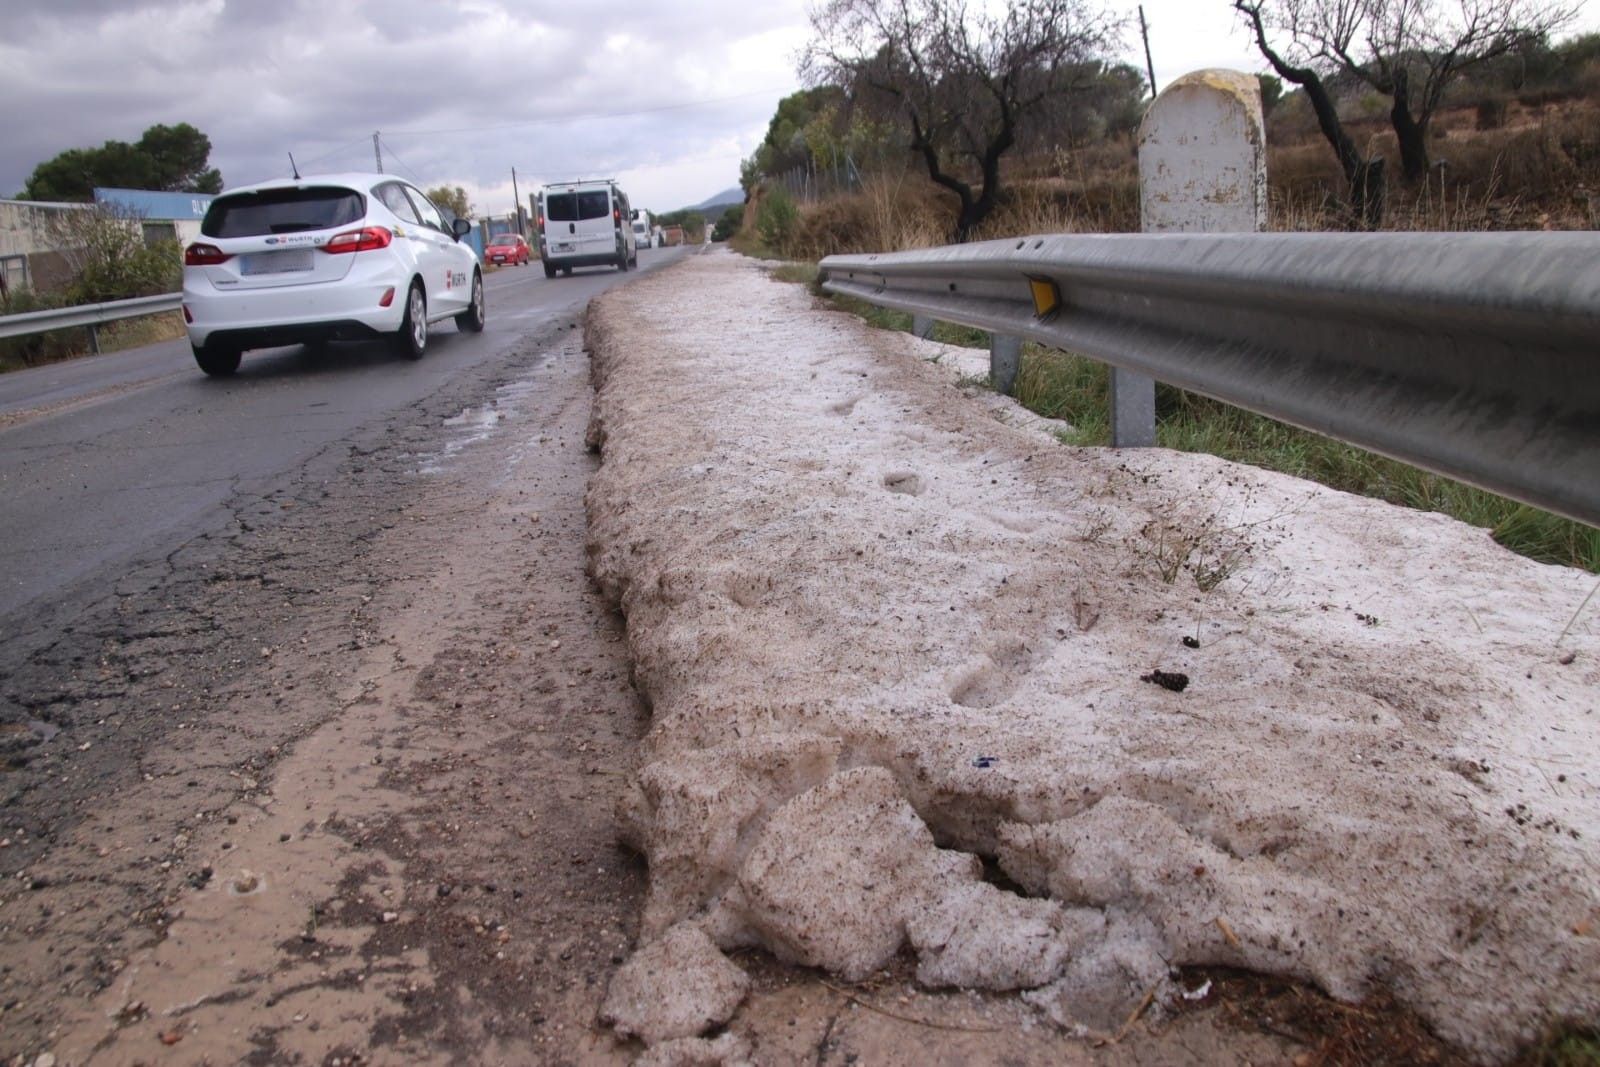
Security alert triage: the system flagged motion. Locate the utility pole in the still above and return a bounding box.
[373,131,383,172]
[511,166,523,235]
[1138,6,1158,99]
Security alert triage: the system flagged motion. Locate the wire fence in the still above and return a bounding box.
[772,157,864,204]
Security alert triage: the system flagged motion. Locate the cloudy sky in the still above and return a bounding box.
[3,0,1594,216]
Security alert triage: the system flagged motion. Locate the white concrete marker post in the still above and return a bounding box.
[1127,70,1267,447]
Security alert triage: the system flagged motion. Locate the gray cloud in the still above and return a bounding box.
[3,0,807,210]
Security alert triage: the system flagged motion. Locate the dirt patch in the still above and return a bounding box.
[584,248,1600,1061]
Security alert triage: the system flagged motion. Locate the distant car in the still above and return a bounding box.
[485,232,531,266]
[631,219,653,250]
[182,172,484,376]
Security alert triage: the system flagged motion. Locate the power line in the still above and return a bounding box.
[296,136,375,169]
[376,138,425,185]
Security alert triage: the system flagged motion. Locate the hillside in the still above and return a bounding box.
[679,186,743,214]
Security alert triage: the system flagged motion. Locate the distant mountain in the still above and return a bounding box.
[679,187,744,214]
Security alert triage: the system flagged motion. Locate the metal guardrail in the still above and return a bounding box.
[820,231,1600,528]
[0,292,182,353]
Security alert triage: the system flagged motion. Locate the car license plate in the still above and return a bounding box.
[241,250,313,275]
[554,242,574,253]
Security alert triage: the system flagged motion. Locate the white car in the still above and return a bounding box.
[182,172,484,376]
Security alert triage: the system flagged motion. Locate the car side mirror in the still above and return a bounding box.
[451,217,471,241]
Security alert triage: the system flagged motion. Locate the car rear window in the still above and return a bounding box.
[202,187,364,238]
[545,191,611,222]
[489,233,519,245]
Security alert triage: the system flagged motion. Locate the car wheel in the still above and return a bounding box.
[394,280,427,360]
[192,344,241,377]
[543,261,556,279]
[455,270,485,333]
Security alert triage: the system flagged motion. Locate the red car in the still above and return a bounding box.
[484,232,531,266]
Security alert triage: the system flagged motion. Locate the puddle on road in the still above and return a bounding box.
[416,378,544,476]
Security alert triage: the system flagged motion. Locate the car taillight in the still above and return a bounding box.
[184,243,231,266]
[613,208,620,226]
[536,214,544,229]
[322,226,393,254]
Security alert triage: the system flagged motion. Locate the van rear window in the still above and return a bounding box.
[545,191,611,222]
[202,187,364,238]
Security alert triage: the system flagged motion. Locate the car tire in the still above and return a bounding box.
[394,280,427,360]
[455,270,485,333]
[192,344,241,377]
[543,262,556,279]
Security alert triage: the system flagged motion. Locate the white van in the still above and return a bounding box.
[631,208,654,250]
[536,180,637,277]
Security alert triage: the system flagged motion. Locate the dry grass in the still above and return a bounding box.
[1,310,186,374]
[1263,98,1600,232]
[104,310,186,353]
[773,92,1599,256]
[783,171,954,259]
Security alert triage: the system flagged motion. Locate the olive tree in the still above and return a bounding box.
[802,0,1122,242]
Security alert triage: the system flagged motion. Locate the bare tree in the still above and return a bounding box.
[1239,0,1574,190]
[1335,0,1572,180]
[1234,0,1387,228]
[802,0,1122,242]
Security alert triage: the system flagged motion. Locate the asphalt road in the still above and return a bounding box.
[0,247,689,625]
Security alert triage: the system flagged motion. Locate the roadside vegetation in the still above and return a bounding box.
[0,206,183,373]
[3,121,221,372]
[744,1,1600,574]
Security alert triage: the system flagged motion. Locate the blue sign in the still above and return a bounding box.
[94,187,214,221]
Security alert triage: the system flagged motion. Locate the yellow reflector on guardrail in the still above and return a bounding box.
[1028,276,1061,317]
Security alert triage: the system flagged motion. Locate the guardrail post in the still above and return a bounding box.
[1128,69,1267,447]
[990,334,1021,396]
[911,314,935,340]
[86,324,101,355]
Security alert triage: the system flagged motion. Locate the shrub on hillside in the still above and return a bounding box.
[1475,95,1509,131]
[712,205,743,241]
[756,187,799,250]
